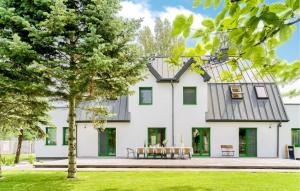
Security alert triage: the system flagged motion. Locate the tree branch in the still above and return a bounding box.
[254,17,300,46]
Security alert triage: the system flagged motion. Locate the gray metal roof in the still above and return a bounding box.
[202,59,274,83]
[148,57,211,82]
[149,57,274,83]
[76,96,130,122]
[206,83,289,122]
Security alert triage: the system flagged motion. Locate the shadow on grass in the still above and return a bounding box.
[94,186,212,191]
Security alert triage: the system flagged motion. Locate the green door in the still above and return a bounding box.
[148,128,166,147]
[239,128,257,157]
[192,128,210,156]
[98,128,116,156]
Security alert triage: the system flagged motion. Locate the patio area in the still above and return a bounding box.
[32,158,300,170]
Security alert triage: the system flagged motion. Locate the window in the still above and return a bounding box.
[183,87,197,105]
[63,127,69,145]
[230,85,243,99]
[139,87,152,105]
[292,128,300,147]
[255,86,268,99]
[46,127,56,145]
[148,128,166,147]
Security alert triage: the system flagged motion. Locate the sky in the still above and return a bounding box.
[119,0,300,103]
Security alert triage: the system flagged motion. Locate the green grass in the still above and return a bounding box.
[0,154,35,166]
[0,171,299,191]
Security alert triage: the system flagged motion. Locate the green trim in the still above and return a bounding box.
[98,128,116,157]
[291,128,300,147]
[192,128,210,157]
[139,87,153,105]
[45,127,56,146]
[63,127,68,145]
[148,128,166,146]
[183,87,197,105]
[239,128,257,157]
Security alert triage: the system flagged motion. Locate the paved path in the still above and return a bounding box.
[31,158,300,170]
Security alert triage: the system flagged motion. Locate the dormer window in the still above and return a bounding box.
[255,86,268,99]
[230,85,243,99]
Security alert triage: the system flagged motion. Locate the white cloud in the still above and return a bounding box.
[119,1,204,32]
[158,6,203,30]
[119,1,155,31]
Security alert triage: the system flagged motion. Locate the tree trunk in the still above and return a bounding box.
[14,129,24,164]
[0,149,2,178]
[67,95,77,179]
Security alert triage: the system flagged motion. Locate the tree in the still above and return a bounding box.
[172,0,300,86]
[0,0,54,176]
[28,0,145,178]
[138,18,186,57]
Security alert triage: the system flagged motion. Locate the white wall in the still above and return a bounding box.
[77,122,131,157]
[279,104,300,158]
[75,70,280,158]
[36,70,299,159]
[35,107,69,158]
[208,122,278,157]
[173,70,208,147]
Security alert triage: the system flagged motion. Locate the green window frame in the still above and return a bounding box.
[148,128,166,147]
[63,127,69,145]
[192,128,210,157]
[98,128,116,156]
[183,87,197,105]
[239,128,257,157]
[292,128,300,147]
[45,127,56,145]
[139,87,152,105]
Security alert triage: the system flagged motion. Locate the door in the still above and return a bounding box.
[192,128,210,156]
[98,128,116,156]
[148,128,166,147]
[239,128,257,157]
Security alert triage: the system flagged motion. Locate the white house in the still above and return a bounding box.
[35,57,300,159]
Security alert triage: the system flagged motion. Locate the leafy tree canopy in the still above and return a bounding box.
[138,18,186,57]
[172,0,300,88]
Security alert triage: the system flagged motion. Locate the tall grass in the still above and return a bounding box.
[0,154,36,166]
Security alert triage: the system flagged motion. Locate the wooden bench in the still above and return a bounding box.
[221,145,235,157]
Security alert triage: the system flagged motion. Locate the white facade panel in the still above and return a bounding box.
[279,104,300,158]
[35,107,69,158]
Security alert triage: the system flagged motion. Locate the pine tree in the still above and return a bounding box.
[0,0,53,176]
[29,0,145,178]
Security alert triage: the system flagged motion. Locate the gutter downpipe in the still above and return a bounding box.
[277,122,282,158]
[171,81,175,146]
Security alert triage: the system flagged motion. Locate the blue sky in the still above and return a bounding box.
[121,0,300,63]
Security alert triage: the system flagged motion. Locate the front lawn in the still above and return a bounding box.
[0,171,299,191]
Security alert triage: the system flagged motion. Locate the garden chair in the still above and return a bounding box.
[147,147,156,158]
[182,147,192,159]
[156,147,164,158]
[172,147,181,159]
[136,148,146,159]
[126,148,135,158]
[164,147,173,158]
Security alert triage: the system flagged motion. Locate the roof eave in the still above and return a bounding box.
[205,119,289,122]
